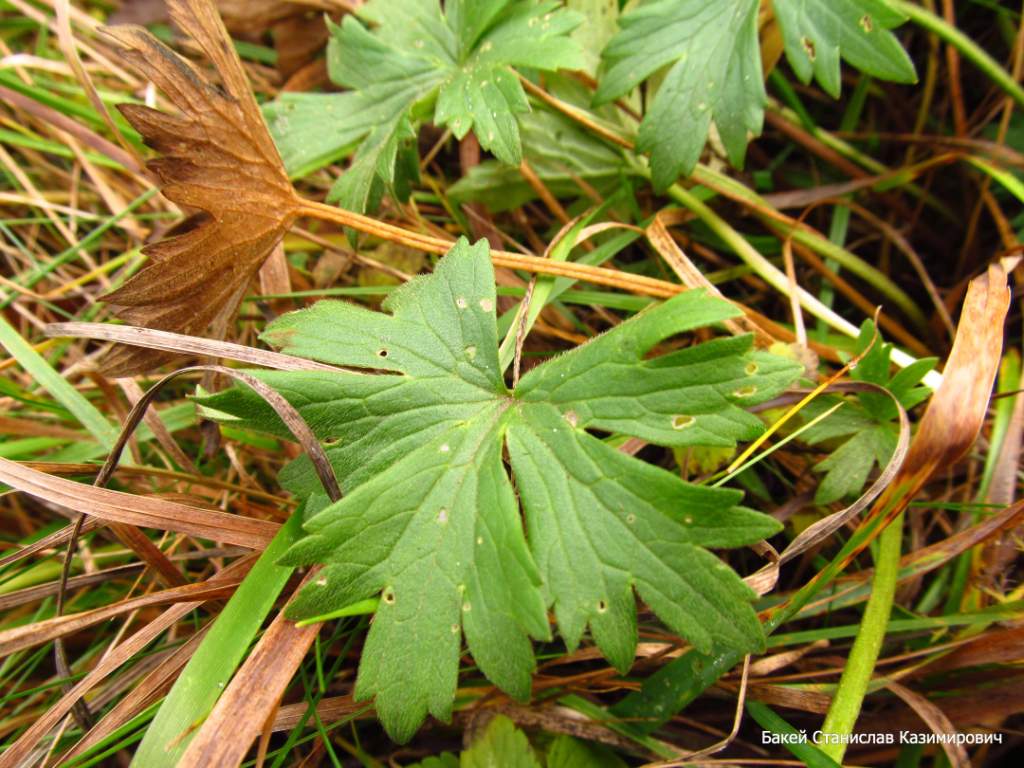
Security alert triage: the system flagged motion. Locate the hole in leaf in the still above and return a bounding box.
[377,348,388,358]
[597,599,608,613]
[860,14,873,32]
[382,587,396,605]
[801,36,816,61]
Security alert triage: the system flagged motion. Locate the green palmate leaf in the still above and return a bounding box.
[773,0,917,98]
[595,0,764,190]
[593,0,915,189]
[266,0,584,212]
[200,239,801,741]
[461,715,540,768]
[802,320,934,504]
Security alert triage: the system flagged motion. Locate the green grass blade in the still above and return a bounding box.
[130,511,302,767]
[746,701,841,768]
[0,315,117,449]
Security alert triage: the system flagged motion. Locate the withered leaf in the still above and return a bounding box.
[100,0,300,376]
[216,0,315,35]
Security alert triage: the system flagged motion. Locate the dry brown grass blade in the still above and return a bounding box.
[271,696,365,733]
[792,498,1024,618]
[0,568,246,658]
[0,516,103,569]
[0,599,211,767]
[117,377,198,473]
[97,364,342,502]
[0,563,144,612]
[891,259,1015,486]
[860,674,1024,737]
[885,683,971,768]
[775,259,1017,617]
[97,0,301,376]
[45,322,347,372]
[0,457,279,549]
[646,213,770,342]
[59,624,211,763]
[918,624,1024,676]
[179,571,323,767]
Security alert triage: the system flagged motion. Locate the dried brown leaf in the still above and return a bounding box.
[99,0,300,375]
[897,259,1016,484]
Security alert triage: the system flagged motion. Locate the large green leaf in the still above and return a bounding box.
[593,0,915,189]
[266,0,584,212]
[201,238,801,741]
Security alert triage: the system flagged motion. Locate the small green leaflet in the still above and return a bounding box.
[461,715,540,768]
[595,0,915,188]
[773,0,917,98]
[595,0,764,190]
[201,239,801,741]
[802,320,934,504]
[266,0,584,213]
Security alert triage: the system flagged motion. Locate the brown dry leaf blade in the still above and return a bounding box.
[179,570,322,766]
[99,0,299,376]
[0,571,246,658]
[0,456,278,549]
[60,626,211,763]
[0,600,206,768]
[897,259,1016,483]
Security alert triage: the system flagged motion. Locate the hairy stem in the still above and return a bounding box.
[819,513,903,762]
[297,199,681,298]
